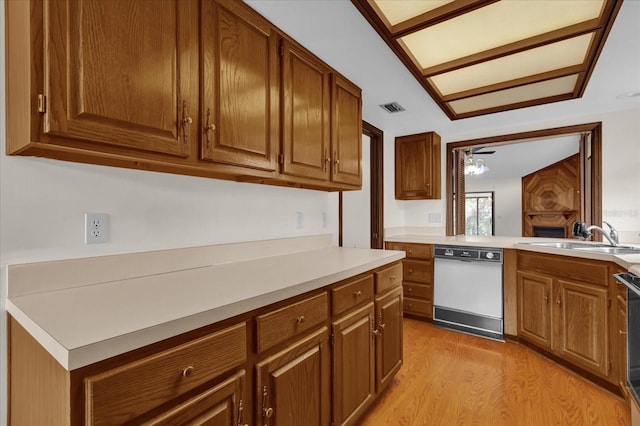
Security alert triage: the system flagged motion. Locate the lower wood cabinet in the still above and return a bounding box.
[517,251,614,384]
[142,371,246,426]
[256,327,330,426]
[8,261,403,426]
[332,303,375,426]
[385,242,433,319]
[375,286,403,391]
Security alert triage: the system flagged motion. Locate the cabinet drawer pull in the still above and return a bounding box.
[296,315,305,325]
[182,365,194,377]
[408,287,413,292]
[390,275,396,281]
[354,290,362,297]
[620,330,627,335]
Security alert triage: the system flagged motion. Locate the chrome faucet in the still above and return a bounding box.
[572,220,619,246]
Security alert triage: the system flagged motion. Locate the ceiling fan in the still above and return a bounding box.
[471,147,496,155]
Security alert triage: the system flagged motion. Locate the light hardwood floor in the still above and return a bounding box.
[361,318,630,425]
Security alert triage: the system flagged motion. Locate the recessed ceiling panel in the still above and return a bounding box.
[399,0,604,70]
[430,33,594,96]
[352,0,622,119]
[372,0,454,26]
[448,74,579,115]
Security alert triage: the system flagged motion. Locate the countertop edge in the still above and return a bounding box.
[385,235,640,270]
[8,250,404,371]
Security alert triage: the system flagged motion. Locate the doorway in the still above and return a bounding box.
[339,121,384,249]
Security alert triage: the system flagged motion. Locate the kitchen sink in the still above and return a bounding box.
[523,241,640,254]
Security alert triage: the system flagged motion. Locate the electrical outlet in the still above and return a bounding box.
[85,213,109,244]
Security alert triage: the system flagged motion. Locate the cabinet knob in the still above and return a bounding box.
[556,299,562,307]
[354,290,362,297]
[409,269,413,273]
[408,287,413,292]
[182,366,194,377]
[390,275,396,281]
[263,407,274,418]
[296,315,305,325]
[183,116,193,125]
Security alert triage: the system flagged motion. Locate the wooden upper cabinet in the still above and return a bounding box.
[331,75,362,187]
[395,132,441,200]
[281,38,331,182]
[200,0,278,171]
[7,0,362,190]
[42,0,196,157]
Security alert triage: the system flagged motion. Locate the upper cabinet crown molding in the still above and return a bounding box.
[5,0,362,192]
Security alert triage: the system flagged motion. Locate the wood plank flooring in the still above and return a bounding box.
[361,318,630,425]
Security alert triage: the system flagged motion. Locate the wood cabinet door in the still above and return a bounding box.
[255,327,330,426]
[554,279,609,378]
[330,74,362,187]
[201,0,278,171]
[395,132,441,200]
[43,0,196,157]
[517,271,553,350]
[375,287,403,391]
[281,39,331,181]
[332,303,375,426]
[142,371,245,426]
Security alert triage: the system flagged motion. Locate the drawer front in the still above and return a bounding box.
[404,297,432,317]
[386,242,432,259]
[517,251,609,286]
[375,262,403,294]
[403,282,431,299]
[403,259,432,284]
[86,322,247,426]
[332,274,374,315]
[257,292,328,353]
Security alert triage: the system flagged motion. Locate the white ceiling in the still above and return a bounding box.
[465,135,580,181]
[245,0,640,139]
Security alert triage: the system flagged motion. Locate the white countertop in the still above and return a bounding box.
[6,236,404,370]
[385,234,640,271]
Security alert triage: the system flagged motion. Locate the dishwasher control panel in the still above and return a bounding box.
[434,245,502,263]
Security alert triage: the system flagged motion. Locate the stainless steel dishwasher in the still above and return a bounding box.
[433,245,503,340]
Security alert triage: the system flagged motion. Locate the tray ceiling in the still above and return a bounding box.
[352,0,624,120]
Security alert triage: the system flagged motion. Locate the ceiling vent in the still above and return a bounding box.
[380,102,405,113]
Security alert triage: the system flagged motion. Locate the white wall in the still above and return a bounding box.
[466,177,522,237]
[342,135,371,248]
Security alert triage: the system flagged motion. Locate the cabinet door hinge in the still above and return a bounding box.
[37,94,47,113]
[277,153,284,165]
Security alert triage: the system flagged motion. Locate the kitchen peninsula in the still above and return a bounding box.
[385,230,640,417]
[7,235,404,425]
